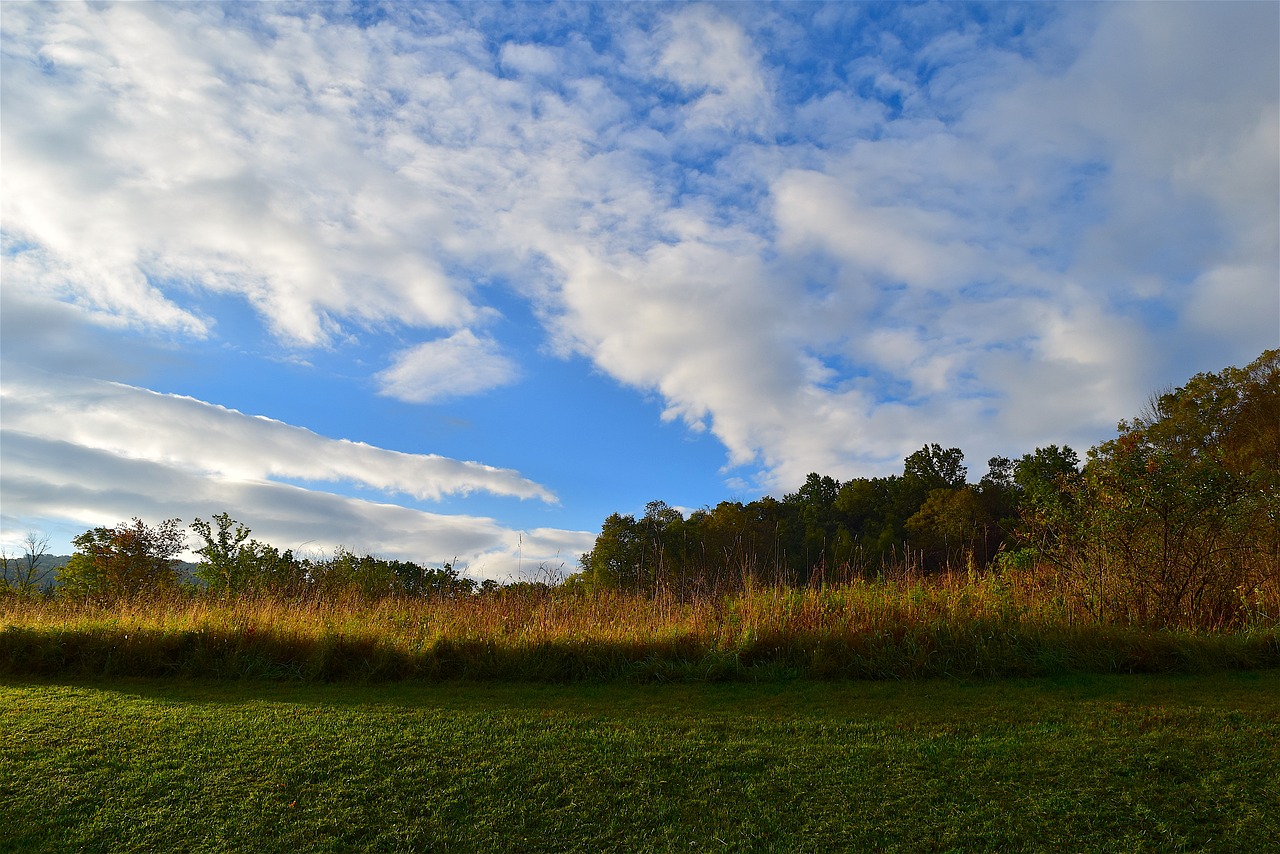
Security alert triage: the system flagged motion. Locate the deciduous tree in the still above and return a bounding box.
[190,513,253,595]
[2,531,51,596]
[60,518,185,599]
[1048,350,1278,626]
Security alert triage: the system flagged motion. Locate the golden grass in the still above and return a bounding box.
[4,570,1277,682]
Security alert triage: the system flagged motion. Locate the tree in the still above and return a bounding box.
[699,500,769,589]
[189,514,312,596]
[306,551,475,599]
[903,444,968,492]
[390,559,475,598]
[977,457,1020,548]
[1139,349,1279,488]
[1010,445,1084,562]
[190,513,254,595]
[2,531,51,596]
[641,500,684,591]
[906,486,994,571]
[578,513,643,591]
[1041,350,1278,627]
[784,474,842,584]
[1014,446,1081,513]
[834,476,901,558]
[243,540,306,595]
[302,548,404,598]
[60,518,186,598]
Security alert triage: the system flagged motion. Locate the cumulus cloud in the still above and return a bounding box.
[376,330,518,404]
[2,0,1274,526]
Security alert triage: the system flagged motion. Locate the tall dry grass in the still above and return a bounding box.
[3,570,1277,682]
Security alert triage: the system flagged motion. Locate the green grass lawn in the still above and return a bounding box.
[3,672,1278,853]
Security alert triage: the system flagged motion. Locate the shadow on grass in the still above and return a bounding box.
[3,622,1278,691]
[4,669,1279,733]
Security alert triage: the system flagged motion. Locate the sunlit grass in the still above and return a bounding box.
[4,573,1277,682]
[3,672,1278,852]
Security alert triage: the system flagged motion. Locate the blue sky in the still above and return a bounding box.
[2,1,1277,580]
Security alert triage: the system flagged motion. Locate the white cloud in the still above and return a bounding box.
[0,365,553,503]
[2,0,1273,516]
[500,42,559,77]
[772,168,976,288]
[656,6,773,133]
[376,330,519,404]
[1,2,478,345]
[543,1,1273,490]
[0,431,591,582]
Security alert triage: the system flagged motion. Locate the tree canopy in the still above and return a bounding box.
[60,518,186,599]
[577,349,1278,627]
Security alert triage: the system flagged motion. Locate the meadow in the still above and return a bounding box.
[4,575,1278,851]
[3,672,1278,852]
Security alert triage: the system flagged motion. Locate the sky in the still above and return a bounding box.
[2,1,1277,581]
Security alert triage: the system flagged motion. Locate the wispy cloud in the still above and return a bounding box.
[1,367,553,503]
[2,2,478,343]
[0,430,588,581]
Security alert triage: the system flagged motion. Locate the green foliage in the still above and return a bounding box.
[572,349,1278,633]
[32,352,1276,637]
[578,512,644,591]
[387,558,476,598]
[994,547,1037,574]
[190,513,255,595]
[1014,445,1081,502]
[239,539,308,595]
[189,513,473,599]
[905,485,994,571]
[304,548,475,599]
[1046,350,1279,627]
[902,443,967,492]
[1009,445,1084,562]
[579,445,992,595]
[306,547,402,598]
[579,505,700,594]
[59,518,185,599]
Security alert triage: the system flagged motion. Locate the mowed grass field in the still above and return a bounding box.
[3,671,1278,853]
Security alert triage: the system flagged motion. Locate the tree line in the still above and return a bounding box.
[4,349,1276,628]
[575,349,1279,627]
[574,443,1072,592]
[2,512,487,602]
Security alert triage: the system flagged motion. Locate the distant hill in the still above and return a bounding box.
[2,555,201,591]
[1,554,65,591]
